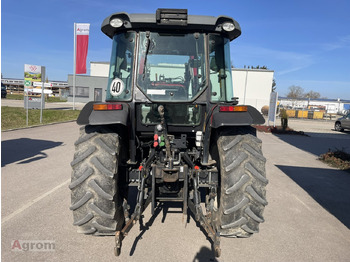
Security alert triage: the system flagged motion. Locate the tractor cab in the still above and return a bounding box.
[101,9,241,125]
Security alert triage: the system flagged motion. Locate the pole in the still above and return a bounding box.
[40,67,45,123]
[73,23,76,110]
[243,70,248,105]
[26,90,28,127]
[24,65,28,126]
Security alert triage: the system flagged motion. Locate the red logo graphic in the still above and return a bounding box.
[12,240,21,250]
[29,65,37,72]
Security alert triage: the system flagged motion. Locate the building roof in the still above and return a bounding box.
[279,96,350,103]
[232,68,274,73]
[90,62,109,65]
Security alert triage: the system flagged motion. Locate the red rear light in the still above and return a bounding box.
[219,105,248,112]
[93,103,123,111]
[108,104,123,110]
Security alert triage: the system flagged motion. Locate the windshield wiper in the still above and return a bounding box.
[142,32,151,80]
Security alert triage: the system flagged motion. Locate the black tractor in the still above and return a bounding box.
[69,9,268,257]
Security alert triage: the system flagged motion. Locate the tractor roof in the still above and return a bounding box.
[101,9,241,41]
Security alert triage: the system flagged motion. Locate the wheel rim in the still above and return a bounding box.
[335,123,341,131]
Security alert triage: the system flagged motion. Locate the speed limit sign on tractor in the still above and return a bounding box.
[109,78,125,97]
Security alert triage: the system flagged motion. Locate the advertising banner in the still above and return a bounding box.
[75,23,90,74]
[24,64,44,109]
[268,92,278,127]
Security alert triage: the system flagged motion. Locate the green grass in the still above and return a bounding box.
[1,106,80,131]
[5,94,67,102]
[47,96,67,102]
[5,94,24,100]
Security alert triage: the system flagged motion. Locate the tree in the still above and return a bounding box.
[243,65,268,70]
[286,86,324,99]
[286,85,304,99]
[272,79,276,92]
[304,90,320,99]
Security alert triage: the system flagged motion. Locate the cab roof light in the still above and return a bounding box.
[222,22,235,32]
[93,103,123,111]
[219,105,248,112]
[110,18,124,28]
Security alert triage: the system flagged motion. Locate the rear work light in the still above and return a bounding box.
[93,103,123,111]
[222,22,235,32]
[219,105,248,112]
[110,18,123,28]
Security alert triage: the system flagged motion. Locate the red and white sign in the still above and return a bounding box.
[75,23,90,74]
[24,64,41,74]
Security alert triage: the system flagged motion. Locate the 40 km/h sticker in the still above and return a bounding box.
[110,78,125,97]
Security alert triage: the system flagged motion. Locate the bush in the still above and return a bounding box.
[319,148,350,172]
[261,105,269,116]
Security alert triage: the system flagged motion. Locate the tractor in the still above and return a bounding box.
[69,9,268,257]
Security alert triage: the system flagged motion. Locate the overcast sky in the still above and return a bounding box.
[1,0,350,99]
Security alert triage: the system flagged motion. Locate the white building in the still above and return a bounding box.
[232,68,274,111]
[279,97,350,115]
[90,62,109,77]
[1,78,68,97]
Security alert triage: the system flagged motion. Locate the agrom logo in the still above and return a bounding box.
[77,28,89,33]
[11,240,55,252]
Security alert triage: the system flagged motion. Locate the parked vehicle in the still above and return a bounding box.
[1,84,7,98]
[335,113,350,131]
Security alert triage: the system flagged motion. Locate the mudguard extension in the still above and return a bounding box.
[211,105,265,128]
[77,101,129,126]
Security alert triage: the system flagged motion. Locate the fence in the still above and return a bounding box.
[285,109,324,119]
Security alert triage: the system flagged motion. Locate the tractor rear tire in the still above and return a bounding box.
[214,126,268,237]
[69,125,124,235]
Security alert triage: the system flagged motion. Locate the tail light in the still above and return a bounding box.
[93,103,123,111]
[219,105,248,112]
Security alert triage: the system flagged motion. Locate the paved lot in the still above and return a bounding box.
[287,118,350,140]
[1,121,350,261]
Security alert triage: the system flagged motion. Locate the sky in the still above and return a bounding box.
[1,0,350,99]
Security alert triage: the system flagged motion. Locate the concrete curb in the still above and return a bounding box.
[1,120,77,133]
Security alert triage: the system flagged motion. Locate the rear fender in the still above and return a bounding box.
[77,101,129,126]
[211,105,264,128]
